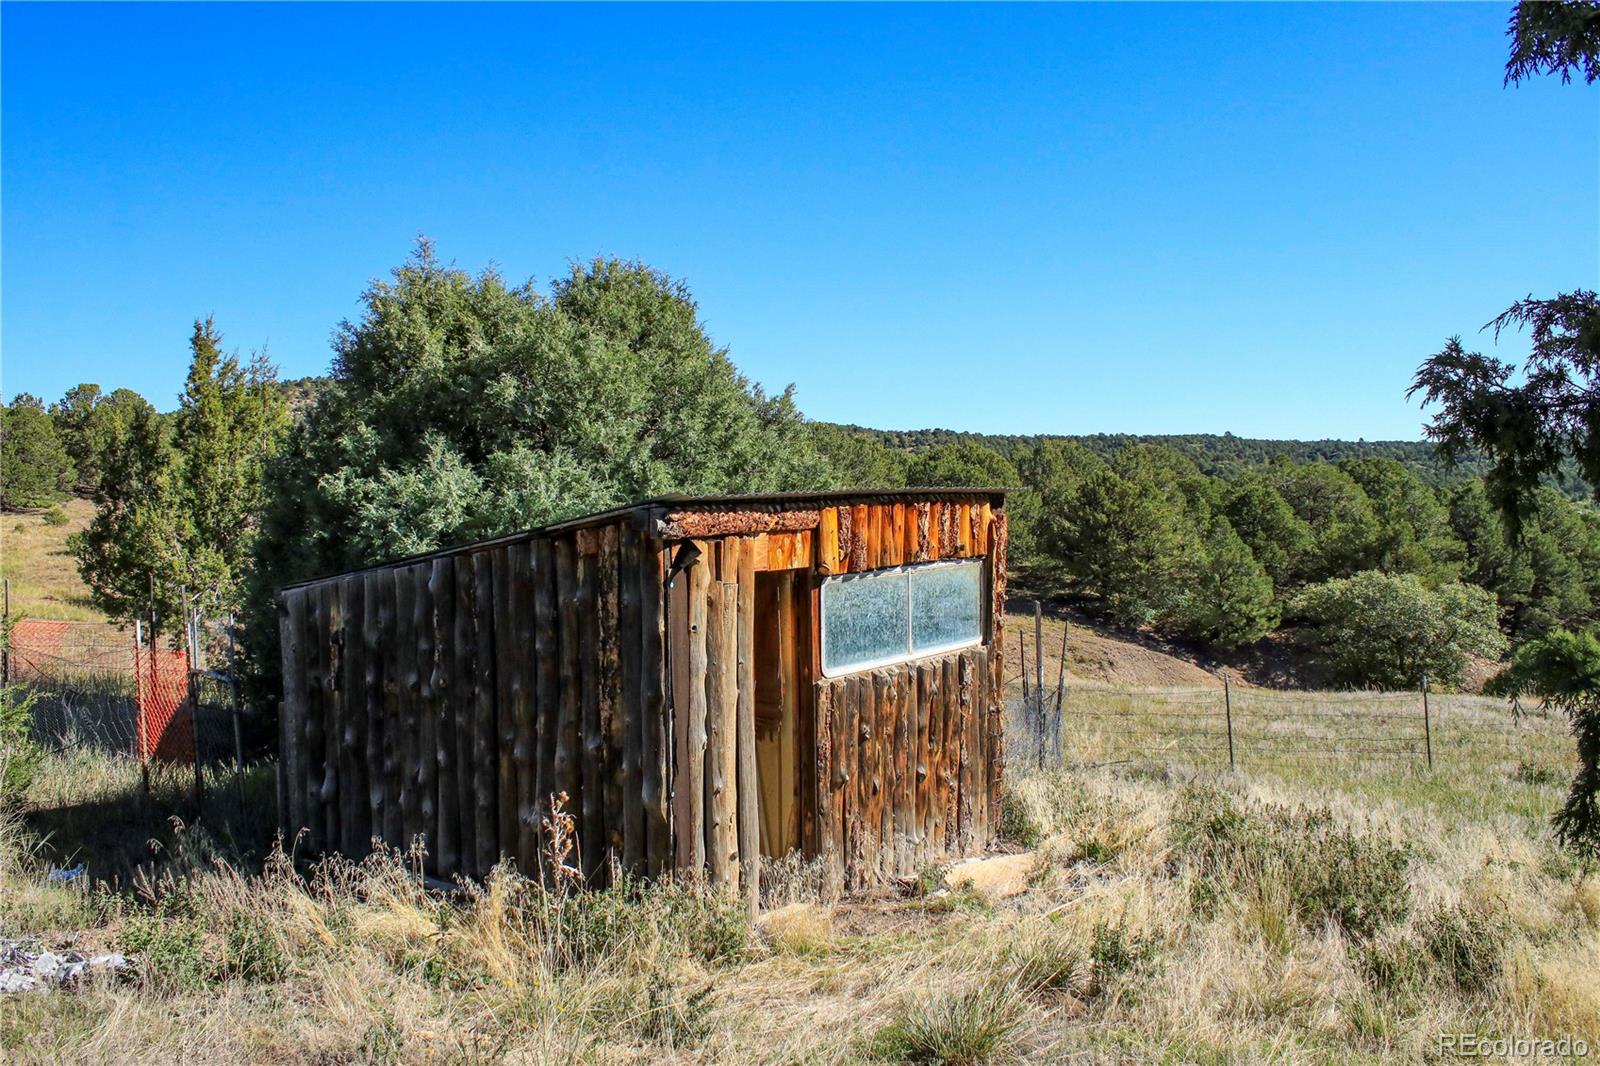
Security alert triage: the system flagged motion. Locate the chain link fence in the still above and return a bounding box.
[6,613,244,772]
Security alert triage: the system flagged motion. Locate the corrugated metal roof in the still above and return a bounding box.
[280,486,1008,592]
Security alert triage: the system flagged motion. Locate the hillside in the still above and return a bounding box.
[0,497,105,622]
[829,423,1596,498]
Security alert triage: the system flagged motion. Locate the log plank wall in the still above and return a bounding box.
[279,492,1005,892]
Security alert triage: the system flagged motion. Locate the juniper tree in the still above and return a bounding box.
[1412,0,1600,858]
[0,395,74,508]
[244,243,830,701]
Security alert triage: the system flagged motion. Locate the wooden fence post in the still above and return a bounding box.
[1050,620,1068,763]
[1033,601,1044,769]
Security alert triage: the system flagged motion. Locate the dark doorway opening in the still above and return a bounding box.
[753,570,810,858]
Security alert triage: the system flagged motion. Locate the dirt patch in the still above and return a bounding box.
[1003,606,1221,690]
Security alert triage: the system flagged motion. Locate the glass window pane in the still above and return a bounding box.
[910,561,983,654]
[822,569,909,676]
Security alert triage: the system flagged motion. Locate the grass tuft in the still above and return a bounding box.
[873,980,1025,1064]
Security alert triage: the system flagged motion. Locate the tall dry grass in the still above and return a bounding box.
[1,683,1595,1063]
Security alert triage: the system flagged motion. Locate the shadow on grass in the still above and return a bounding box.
[24,754,280,890]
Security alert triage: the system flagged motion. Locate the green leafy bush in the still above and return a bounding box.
[41,505,68,527]
[1289,571,1506,688]
[120,901,213,992]
[1089,919,1157,984]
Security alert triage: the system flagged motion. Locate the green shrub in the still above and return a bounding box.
[1171,785,1412,939]
[872,981,1025,1064]
[1289,571,1505,689]
[40,505,68,527]
[1090,919,1156,987]
[120,901,213,992]
[913,865,949,897]
[1418,904,1505,994]
[0,681,43,804]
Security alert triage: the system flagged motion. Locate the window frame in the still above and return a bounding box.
[818,557,986,678]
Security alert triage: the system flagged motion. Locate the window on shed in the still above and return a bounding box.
[820,559,984,677]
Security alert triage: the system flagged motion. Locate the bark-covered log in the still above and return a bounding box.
[429,558,457,877]
[684,550,709,872]
[279,591,308,842]
[597,525,623,867]
[532,538,559,877]
[639,537,669,875]
[736,542,759,913]
[553,540,581,856]
[472,550,500,876]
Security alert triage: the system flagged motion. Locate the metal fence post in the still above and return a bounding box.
[227,613,244,769]
[1223,676,1236,772]
[1421,674,1433,771]
[2,577,10,687]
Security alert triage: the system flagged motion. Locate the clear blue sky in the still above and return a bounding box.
[3,2,1595,440]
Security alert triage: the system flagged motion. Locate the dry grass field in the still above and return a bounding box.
[0,498,105,622]
[2,677,1593,1065]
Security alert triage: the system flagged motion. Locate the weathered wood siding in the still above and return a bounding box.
[279,516,671,882]
[661,496,1005,888]
[280,491,1005,891]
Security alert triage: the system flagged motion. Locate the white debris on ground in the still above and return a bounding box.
[0,940,128,993]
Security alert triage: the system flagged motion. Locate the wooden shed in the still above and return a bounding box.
[277,489,1007,897]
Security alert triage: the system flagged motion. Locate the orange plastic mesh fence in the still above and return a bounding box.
[7,618,195,765]
[132,638,194,765]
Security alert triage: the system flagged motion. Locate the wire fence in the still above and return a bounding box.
[1005,608,1569,778]
[1006,683,1571,778]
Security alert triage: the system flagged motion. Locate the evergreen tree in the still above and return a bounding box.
[1222,470,1314,589]
[51,384,155,495]
[72,323,285,627]
[1170,517,1278,647]
[1268,461,1381,583]
[50,383,102,491]
[1,395,74,508]
[174,318,289,614]
[245,245,830,697]
[1339,457,1465,583]
[71,402,189,627]
[810,423,910,490]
